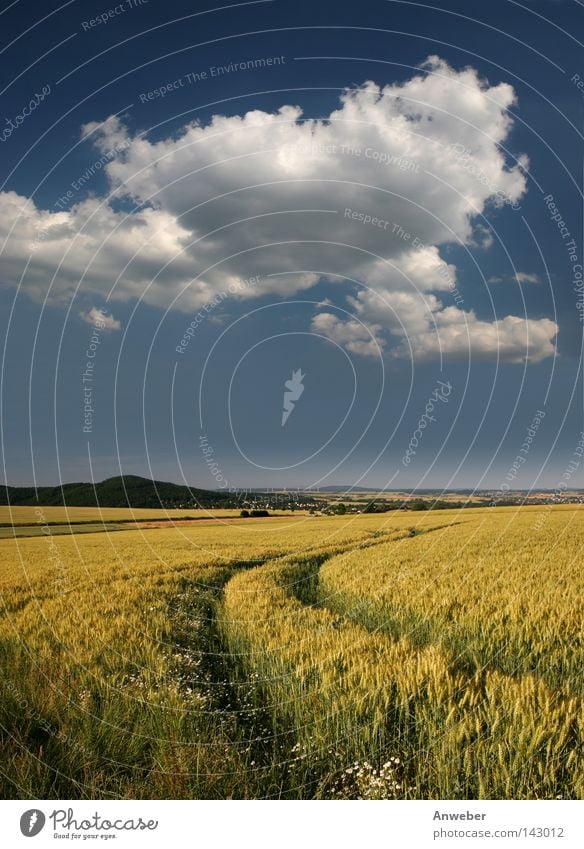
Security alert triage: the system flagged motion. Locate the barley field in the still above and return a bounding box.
[0,506,581,799]
[0,505,243,525]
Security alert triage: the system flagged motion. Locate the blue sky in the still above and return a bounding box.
[0,0,582,490]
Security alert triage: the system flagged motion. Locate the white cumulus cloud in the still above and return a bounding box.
[79,306,121,330]
[0,56,557,363]
[514,271,541,284]
[312,312,385,357]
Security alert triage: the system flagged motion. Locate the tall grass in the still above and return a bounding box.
[0,508,582,798]
[221,513,584,799]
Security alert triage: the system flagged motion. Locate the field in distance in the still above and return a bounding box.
[0,505,252,526]
[0,505,581,799]
[0,506,311,538]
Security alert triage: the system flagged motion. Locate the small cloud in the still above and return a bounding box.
[79,306,121,331]
[488,272,541,285]
[472,224,494,249]
[514,272,541,285]
[311,312,384,357]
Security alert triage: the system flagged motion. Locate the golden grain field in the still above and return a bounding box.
[0,505,244,525]
[0,506,581,799]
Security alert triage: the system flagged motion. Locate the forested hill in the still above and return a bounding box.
[0,475,229,508]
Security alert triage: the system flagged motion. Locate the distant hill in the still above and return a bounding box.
[308,485,383,493]
[0,475,231,509]
[310,486,484,494]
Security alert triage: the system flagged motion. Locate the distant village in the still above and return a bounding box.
[158,489,584,514]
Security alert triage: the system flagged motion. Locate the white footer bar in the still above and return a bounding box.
[1,800,582,849]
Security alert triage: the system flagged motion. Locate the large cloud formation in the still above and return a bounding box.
[0,56,557,362]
